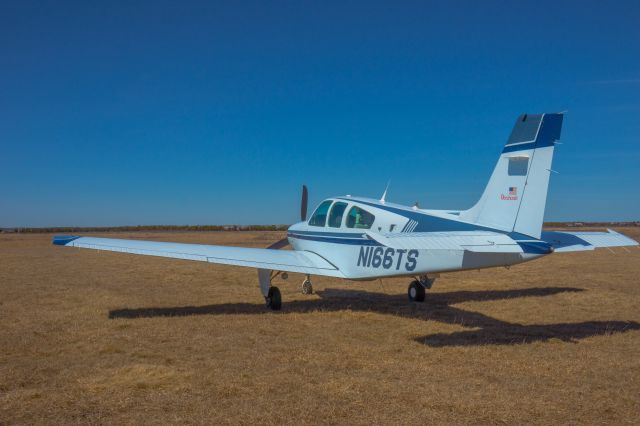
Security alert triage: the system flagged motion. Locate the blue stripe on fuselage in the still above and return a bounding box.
[515,241,554,254]
[288,230,367,238]
[287,232,380,245]
[507,231,553,254]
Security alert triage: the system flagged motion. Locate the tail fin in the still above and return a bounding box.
[459,113,564,239]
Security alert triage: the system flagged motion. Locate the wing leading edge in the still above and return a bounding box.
[52,235,343,277]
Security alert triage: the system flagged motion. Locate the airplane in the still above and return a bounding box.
[53,113,639,310]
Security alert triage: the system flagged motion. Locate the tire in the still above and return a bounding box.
[302,280,313,295]
[408,280,425,302]
[266,286,282,310]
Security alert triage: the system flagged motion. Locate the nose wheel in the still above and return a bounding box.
[302,277,313,295]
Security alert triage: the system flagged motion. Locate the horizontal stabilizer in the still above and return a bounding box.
[541,229,639,252]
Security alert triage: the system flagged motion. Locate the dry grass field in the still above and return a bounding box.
[1,228,639,425]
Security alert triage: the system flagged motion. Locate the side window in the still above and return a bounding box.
[346,206,375,229]
[508,156,529,176]
[308,200,333,227]
[327,202,348,228]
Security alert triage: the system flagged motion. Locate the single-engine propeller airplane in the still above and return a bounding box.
[54,113,638,310]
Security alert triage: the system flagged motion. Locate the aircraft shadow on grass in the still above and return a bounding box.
[108,286,640,347]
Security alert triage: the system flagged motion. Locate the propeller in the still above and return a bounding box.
[265,184,307,251]
[301,184,308,221]
[267,238,290,250]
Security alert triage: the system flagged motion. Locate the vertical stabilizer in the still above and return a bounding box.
[459,113,564,238]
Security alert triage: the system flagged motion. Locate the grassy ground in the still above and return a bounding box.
[1,229,639,425]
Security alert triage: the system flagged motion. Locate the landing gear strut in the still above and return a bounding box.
[407,275,436,302]
[258,269,283,311]
[302,275,313,295]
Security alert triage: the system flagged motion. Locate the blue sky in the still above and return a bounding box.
[1,0,639,227]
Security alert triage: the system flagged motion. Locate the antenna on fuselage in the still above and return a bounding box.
[380,180,391,204]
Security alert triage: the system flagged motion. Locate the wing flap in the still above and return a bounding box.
[53,235,343,277]
[541,229,639,252]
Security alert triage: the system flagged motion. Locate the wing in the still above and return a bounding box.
[541,229,639,252]
[52,235,343,277]
[364,230,523,253]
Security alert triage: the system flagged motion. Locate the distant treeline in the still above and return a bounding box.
[2,222,638,233]
[4,225,289,233]
[544,222,640,228]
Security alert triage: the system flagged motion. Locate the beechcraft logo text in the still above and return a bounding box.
[500,187,518,200]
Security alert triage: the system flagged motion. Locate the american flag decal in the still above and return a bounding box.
[509,187,517,196]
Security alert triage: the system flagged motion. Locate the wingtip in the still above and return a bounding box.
[52,235,80,246]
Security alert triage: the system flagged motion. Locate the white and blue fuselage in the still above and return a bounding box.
[287,196,550,280]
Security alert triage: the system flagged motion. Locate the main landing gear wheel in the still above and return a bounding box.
[408,280,426,302]
[265,286,282,311]
[301,278,313,295]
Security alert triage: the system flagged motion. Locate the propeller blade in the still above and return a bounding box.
[267,238,289,250]
[301,185,308,221]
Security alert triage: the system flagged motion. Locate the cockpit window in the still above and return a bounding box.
[346,206,375,229]
[327,202,348,228]
[308,200,333,227]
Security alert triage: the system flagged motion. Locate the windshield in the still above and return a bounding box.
[308,200,333,227]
